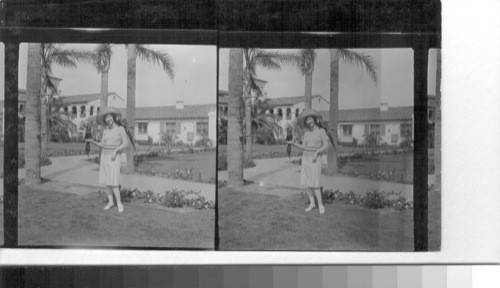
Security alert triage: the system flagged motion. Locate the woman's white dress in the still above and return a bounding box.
[99,125,128,186]
[300,128,329,188]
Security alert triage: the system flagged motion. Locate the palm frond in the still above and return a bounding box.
[92,44,113,72]
[136,45,175,80]
[338,49,378,82]
[295,49,317,75]
[45,47,94,69]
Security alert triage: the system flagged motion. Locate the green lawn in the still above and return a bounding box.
[17,184,214,248]
[218,184,440,251]
[135,151,216,182]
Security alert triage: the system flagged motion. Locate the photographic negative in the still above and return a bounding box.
[217,47,440,251]
[14,42,216,248]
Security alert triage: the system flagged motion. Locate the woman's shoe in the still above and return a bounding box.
[319,206,325,214]
[103,203,114,210]
[117,204,124,213]
[305,205,315,212]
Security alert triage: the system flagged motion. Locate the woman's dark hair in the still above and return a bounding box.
[113,114,136,149]
[316,118,336,148]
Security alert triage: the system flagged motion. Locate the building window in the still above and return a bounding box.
[89,106,94,116]
[286,108,291,120]
[196,122,209,136]
[19,104,24,113]
[71,106,77,118]
[341,125,353,136]
[163,122,176,135]
[277,108,283,121]
[400,123,412,139]
[138,123,148,135]
[295,108,300,119]
[81,105,86,118]
[369,124,381,136]
[64,106,69,113]
[270,108,274,114]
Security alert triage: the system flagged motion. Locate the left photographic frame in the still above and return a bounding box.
[1,28,218,250]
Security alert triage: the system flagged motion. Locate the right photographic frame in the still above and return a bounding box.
[216,34,440,252]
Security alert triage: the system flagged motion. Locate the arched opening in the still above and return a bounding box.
[286,107,291,120]
[80,105,86,118]
[295,108,300,119]
[89,106,94,116]
[277,108,283,121]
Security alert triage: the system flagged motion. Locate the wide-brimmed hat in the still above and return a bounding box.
[96,106,122,126]
[297,108,322,128]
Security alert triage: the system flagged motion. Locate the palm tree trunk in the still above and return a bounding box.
[327,49,340,173]
[40,67,48,156]
[100,68,109,107]
[244,89,253,158]
[304,71,313,109]
[434,50,441,190]
[228,49,245,187]
[25,43,43,185]
[124,44,137,174]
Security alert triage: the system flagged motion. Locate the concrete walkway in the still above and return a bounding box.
[218,157,415,200]
[8,154,215,201]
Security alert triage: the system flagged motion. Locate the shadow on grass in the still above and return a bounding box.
[18,185,214,248]
[219,184,441,251]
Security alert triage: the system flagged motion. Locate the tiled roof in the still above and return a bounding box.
[119,104,215,121]
[319,106,414,123]
[267,95,325,107]
[218,94,326,107]
[60,92,121,104]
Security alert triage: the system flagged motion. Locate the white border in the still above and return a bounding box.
[1,0,500,265]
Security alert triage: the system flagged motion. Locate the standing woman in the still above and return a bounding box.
[287,109,336,214]
[86,107,134,212]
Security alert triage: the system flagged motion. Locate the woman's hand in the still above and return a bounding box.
[286,141,294,146]
[312,151,318,163]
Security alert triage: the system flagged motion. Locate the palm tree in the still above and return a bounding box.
[25,43,43,185]
[227,48,245,187]
[295,49,316,110]
[243,49,295,157]
[328,49,377,173]
[39,44,93,154]
[434,49,441,190]
[251,97,281,142]
[92,44,113,108]
[123,44,175,173]
[47,97,77,141]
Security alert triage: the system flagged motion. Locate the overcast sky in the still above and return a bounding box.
[0,45,437,109]
[219,48,438,109]
[1,43,216,106]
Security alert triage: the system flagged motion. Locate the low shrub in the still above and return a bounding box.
[100,186,215,210]
[194,136,212,148]
[217,153,256,170]
[320,188,413,210]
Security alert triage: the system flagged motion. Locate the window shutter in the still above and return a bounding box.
[381,124,385,136]
[364,124,369,136]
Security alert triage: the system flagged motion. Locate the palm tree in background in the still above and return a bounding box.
[251,97,281,143]
[295,49,316,110]
[242,49,296,157]
[91,44,114,108]
[40,44,93,154]
[227,48,245,187]
[123,44,175,173]
[327,49,377,173]
[25,43,43,185]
